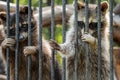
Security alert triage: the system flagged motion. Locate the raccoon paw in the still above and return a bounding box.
[24,46,37,56]
[49,39,61,51]
[82,32,96,44]
[1,38,15,49]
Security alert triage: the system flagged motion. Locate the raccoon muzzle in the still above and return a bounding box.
[19,32,28,41]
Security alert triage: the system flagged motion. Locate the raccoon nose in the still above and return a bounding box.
[19,35,24,41]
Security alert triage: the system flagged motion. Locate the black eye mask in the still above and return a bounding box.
[77,21,103,30]
[19,22,36,32]
[20,24,28,32]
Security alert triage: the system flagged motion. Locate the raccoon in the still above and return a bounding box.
[50,1,116,80]
[0,74,6,80]
[0,49,6,75]
[0,6,61,80]
[0,24,6,79]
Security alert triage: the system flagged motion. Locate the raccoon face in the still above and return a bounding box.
[76,1,109,36]
[78,21,104,38]
[0,6,36,42]
[0,25,5,43]
[77,1,109,22]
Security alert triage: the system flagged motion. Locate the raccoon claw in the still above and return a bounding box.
[49,39,61,51]
[82,33,96,44]
[24,46,37,56]
[1,38,15,49]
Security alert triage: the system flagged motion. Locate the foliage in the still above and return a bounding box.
[43,25,64,65]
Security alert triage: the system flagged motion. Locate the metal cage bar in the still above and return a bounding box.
[38,0,43,80]
[15,0,19,80]
[84,0,89,80]
[109,0,114,79]
[74,0,78,80]
[51,0,55,80]
[97,0,102,80]
[6,0,10,80]
[62,0,66,80]
[28,0,32,80]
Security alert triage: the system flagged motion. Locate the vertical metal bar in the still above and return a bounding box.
[51,0,55,80]
[62,0,66,42]
[38,0,42,80]
[97,0,102,80]
[47,0,51,39]
[15,0,19,80]
[6,0,10,80]
[62,58,66,80]
[84,0,89,80]
[62,0,66,80]
[28,0,32,80]
[109,0,114,80]
[74,0,78,80]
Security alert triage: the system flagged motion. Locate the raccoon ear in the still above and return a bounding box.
[20,6,33,14]
[73,1,85,10]
[0,12,6,22]
[101,1,109,13]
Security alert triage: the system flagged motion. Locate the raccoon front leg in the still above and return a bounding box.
[49,40,61,51]
[82,32,97,47]
[1,38,15,60]
[1,38,15,51]
[49,39,69,56]
[23,46,38,56]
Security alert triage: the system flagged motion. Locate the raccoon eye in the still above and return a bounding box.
[78,21,85,29]
[89,23,97,30]
[21,24,28,31]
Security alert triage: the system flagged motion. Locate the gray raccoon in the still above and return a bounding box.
[50,1,117,80]
[0,6,61,80]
